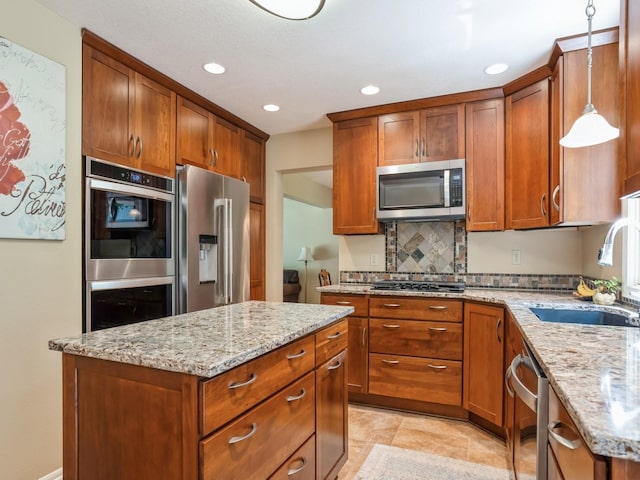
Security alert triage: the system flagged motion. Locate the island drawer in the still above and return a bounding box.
[548,385,606,480]
[369,318,462,360]
[368,353,462,406]
[369,297,462,322]
[315,319,348,366]
[200,371,315,480]
[268,433,316,480]
[200,335,315,436]
[321,293,369,317]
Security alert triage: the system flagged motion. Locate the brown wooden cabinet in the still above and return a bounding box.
[240,129,265,204]
[315,321,348,480]
[176,96,240,178]
[250,202,265,300]
[82,44,176,177]
[378,104,465,166]
[463,302,505,428]
[465,98,505,231]
[550,33,620,225]
[333,117,380,234]
[621,0,640,196]
[505,78,551,229]
[504,311,521,463]
[320,293,369,394]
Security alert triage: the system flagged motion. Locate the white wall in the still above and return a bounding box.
[0,2,82,478]
[283,198,338,303]
[265,128,333,300]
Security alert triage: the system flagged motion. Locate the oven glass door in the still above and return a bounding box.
[86,178,174,280]
[87,277,174,332]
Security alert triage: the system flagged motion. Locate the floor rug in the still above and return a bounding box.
[354,444,512,480]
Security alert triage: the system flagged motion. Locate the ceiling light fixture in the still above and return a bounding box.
[560,0,619,148]
[360,85,380,95]
[262,104,280,112]
[203,63,225,75]
[248,0,325,20]
[484,63,508,75]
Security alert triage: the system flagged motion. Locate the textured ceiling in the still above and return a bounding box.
[36,0,619,136]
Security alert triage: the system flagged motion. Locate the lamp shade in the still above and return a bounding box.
[297,246,315,262]
[249,0,325,20]
[559,110,620,148]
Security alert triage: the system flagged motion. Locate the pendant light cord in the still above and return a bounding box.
[584,0,596,113]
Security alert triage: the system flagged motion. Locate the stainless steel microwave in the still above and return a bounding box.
[376,159,465,222]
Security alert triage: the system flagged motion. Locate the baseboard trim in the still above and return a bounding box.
[39,468,62,480]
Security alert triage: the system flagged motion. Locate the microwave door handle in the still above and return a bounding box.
[443,169,450,207]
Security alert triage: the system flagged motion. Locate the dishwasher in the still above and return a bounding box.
[506,339,549,480]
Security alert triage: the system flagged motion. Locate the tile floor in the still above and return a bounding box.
[338,404,511,479]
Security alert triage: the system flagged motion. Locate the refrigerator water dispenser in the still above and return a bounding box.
[198,235,218,283]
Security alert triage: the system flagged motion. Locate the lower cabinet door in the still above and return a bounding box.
[270,434,316,480]
[316,349,348,480]
[347,317,368,393]
[368,353,462,406]
[200,372,315,480]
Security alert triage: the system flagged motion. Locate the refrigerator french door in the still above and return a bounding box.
[176,164,250,313]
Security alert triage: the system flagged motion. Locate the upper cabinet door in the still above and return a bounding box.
[622,0,640,196]
[505,79,550,230]
[176,96,215,169]
[212,116,240,179]
[378,111,420,166]
[82,45,135,164]
[133,73,176,178]
[240,130,265,204]
[465,99,505,231]
[333,117,380,234]
[420,104,465,162]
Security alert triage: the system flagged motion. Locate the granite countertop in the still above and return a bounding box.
[49,301,354,378]
[319,284,640,462]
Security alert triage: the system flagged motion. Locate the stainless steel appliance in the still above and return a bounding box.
[371,279,466,292]
[506,338,549,480]
[84,157,175,332]
[176,164,250,313]
[376,159,465,222]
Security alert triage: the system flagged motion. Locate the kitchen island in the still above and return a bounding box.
[320,284,640,478]
[49,301,354,480]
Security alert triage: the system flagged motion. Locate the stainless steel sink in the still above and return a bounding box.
[529,307,637,327]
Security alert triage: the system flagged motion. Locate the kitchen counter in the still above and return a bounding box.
[320,284,640,462]
[49,300,354,377]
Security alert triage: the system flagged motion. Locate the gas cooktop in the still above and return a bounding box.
[371,280,466,293]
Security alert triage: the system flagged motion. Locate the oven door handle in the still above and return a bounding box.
[88,276,175,291]
[508,353,538,412]
[89,178,174,202]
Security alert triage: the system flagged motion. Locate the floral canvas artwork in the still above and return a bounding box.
[0,37,65,240]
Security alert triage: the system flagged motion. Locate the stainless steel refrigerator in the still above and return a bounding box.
[176,164,250,313]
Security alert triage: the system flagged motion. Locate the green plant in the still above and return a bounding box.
[592,276,621,294]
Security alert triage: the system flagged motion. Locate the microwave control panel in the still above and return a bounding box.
[450,169,463,207]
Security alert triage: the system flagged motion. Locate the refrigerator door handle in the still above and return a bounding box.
[220,198,233,304]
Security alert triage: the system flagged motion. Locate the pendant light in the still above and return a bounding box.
[248,0,325,20]
[559,0,619,148]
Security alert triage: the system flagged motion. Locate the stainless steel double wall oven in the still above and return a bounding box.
[84,157,175,332]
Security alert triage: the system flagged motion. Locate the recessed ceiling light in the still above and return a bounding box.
[484,63,509,75]
[262,104,280,112]
[360,85,380,95]
[203,63,226,75]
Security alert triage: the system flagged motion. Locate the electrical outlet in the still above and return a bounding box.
[512,250,521,265]
[370,253,378,266]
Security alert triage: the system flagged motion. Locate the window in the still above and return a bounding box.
[624,198,640,299]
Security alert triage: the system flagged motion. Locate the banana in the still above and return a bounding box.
[576,278,596,297]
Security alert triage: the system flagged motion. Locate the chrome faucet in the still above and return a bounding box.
[598,217,640,266]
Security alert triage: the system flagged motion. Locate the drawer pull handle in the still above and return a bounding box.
[286,349,306,360]
[228,373,257,389]
[427,364,447,370]
[286,388,306,403]
[228,423,257,444]
[428,305,448,310]
[287,457,308,476]
[336,301,352,305]
[496,317,502,343]
[383,303,401,308]
[429,327,448,332]
[383,324,400,329]
[327,331,343,339]
[328,359,344,370]
[382,359,400,365]
[362,326,367,347]
[548,421,581,450]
